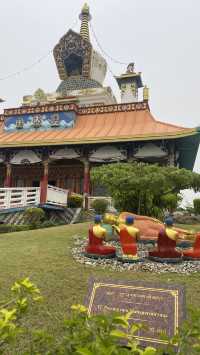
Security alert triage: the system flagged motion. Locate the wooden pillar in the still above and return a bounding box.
[40,160,49,204]
[83,160,90,194]
[4,163,12,187]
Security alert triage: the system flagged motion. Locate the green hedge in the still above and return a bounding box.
[0,221,66,234]
[0,224,30,234]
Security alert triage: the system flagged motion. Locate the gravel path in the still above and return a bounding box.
[71,236,200,275]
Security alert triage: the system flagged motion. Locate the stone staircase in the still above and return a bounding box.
[0,207,82,225]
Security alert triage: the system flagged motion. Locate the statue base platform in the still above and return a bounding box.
[177,241,193,249]
[149,256,182,264]
[117,253,143,263]
[84,252,116,260]
[183,256,200,261]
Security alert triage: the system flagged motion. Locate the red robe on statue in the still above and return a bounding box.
[149,227,182,259]
[183,233,200,259]
[85,226,116,256]
[120,227,138,256]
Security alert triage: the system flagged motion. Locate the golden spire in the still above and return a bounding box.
[79,3,91,42]
[143,85,149,101]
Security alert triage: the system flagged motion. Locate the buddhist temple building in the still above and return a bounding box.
[0,3,199,206]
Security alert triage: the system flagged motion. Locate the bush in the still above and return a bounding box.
[24,207,46,227]
[0,224,31,234]
[91,198,109,215]
[67,194,83,208]
[193,198,200,215]
[40,220,65,228]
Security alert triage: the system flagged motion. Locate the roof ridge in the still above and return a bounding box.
[148,110,189,130]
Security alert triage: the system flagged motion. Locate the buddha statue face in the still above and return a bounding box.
[103,213,117,225]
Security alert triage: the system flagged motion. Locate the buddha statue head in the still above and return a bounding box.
[125,215,135,225]
[94,215,102,224]
[164,217,174,227]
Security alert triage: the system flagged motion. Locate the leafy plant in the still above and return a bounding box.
[0,278,42,351]
[91,198,109,215]
[157,307,200,355]
[68,194,83,208]
[24,207,46,227]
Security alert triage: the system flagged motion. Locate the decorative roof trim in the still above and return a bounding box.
[78,102,149,114]
[2,101,149,118]
[0,129,197,148]
[4,103,78,117]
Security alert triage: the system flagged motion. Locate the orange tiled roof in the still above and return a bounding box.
[0,108,197,148]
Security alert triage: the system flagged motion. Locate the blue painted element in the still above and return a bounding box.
[94,215,102,224]
[4,111,76,132]
[0,203,65,214]
[40,204,64,211]
[0,205,39,214]
[126,215,134,225]
[164,217,174,226]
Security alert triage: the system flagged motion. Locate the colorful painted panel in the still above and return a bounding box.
[4,111,76,132]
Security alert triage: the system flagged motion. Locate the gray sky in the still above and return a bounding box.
[0,0,199,204]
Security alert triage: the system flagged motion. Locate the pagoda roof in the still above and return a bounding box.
[0,102,198,148]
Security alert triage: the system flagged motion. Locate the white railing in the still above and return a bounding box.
[0,187,40,209]
[46,185,68,206]
[87,196,113,210]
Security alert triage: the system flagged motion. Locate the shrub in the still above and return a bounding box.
[24,207,46,227]
[91,198,109,215]
[0,224,31,234]
[193,198,200,215]
[68,194,83,208]
[40,220,65,228]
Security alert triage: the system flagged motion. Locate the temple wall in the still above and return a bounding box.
[10,162,84,194]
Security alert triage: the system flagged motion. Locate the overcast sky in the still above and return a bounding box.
[0,0,199,204]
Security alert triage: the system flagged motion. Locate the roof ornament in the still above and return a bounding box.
[143,85,149,101]
[126,63,135,73]
[79,3,92,42]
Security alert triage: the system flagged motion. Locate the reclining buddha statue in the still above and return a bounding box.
[85,215,116,258]
[149,217,182,262]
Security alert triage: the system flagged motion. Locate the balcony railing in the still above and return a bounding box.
[0,187,40,209]
[0,185,68,210]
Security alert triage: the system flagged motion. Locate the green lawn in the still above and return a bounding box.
[0,223,200,353]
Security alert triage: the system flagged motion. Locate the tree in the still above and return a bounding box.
[193,198,200,215]
[91,162,200,217]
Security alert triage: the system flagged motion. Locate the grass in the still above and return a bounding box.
[0,223,200,353]
[175,223,200,232]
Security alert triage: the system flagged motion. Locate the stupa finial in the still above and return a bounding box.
[79,3,92,42]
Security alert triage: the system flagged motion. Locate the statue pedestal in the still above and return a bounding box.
[148,256,182,264]
[117,252,143,263]
[84,252,116,259]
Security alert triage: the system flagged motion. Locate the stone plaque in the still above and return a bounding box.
[86,279,185,348]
